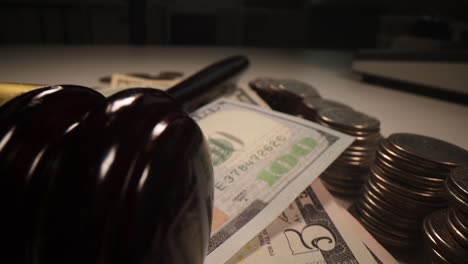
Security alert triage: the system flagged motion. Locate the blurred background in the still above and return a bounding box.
[1,0,467,49]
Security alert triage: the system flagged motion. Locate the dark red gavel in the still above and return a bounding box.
[0,55,249,264]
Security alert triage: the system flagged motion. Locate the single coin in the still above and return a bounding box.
[374,156,445,189]
[320,174,365,188]
[320,179,361,196]
[321,171,368,183]
[302,97,351,113]
[249,87,295,113]
[362,182,421,220]
[342,149,376,158]
[381,138,436,167]
[388,133,468,168]
[353,132,382,141]
[355,208,417,248]
[248,77,275,90]
[336,155,374,165]
[249,77,322,115]
[378,139,451,175]
[366,178,423,215]
[430,248,452,264]
[335,156,374,167]
[373,163,447,195]
[368,174,444,214]
[369,169,437,205]
[328,162,371,171]
[370,166,447,202]
[348,144,379,152]
[339,157,375,167]
[448,208,468,234]
[355,201,417,238]
[317,108,380,132]
[276,79,321,99]
[323,171,368,182]
[302,97,348,110]
[360,189,421,226]
[450,166,468,196]
[358,197,420,231]
[249,78,320,102]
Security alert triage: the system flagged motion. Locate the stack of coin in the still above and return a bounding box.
[299,97,353,122]
[249,77,320,114]
[445,166,468,219]
[316,107,381,196]
[423,166,468,263]
[354,133,468,249]
[423,209,468,264]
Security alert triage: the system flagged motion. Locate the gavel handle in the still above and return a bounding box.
[167,55,249,112]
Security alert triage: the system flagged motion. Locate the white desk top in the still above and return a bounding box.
[1,45,467,150]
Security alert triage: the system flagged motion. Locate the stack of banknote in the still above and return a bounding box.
[103,74,398,264]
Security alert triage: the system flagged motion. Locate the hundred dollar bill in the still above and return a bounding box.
[228,88,397,264]
[226,179,398,264]
[227,89,397,264]
[191,100,354,264]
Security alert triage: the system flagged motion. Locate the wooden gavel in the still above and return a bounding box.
[0,55,249,264]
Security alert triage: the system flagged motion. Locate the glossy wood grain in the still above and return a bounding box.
[0,85,105,263]
[34,89,213,264]
[0,54,248,264]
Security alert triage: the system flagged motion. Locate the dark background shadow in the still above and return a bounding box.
[0,0,467,49]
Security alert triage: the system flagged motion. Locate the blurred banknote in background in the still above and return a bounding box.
[98,73,178,96]
[105,74,267,110]
[222,85,271,109]
[110,73,177,90]
[192,100,354,264]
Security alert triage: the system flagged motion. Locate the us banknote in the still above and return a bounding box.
[221,87,397,264]
[110,73,177,90]
[226,179,398,264]
[221,85,271,109]
[191,100,354,264]
[105,74,267,110]
[94,73,178,96]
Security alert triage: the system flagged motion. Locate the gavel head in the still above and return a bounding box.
[0,86,214,264]
[0,85,106,263]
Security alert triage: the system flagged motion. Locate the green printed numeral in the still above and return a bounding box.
[299,137,317,149]
[278,154,298,167]
[257,137,318,186]
[257,170,280,186]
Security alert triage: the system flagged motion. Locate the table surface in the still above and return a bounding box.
[2,45,467,150]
